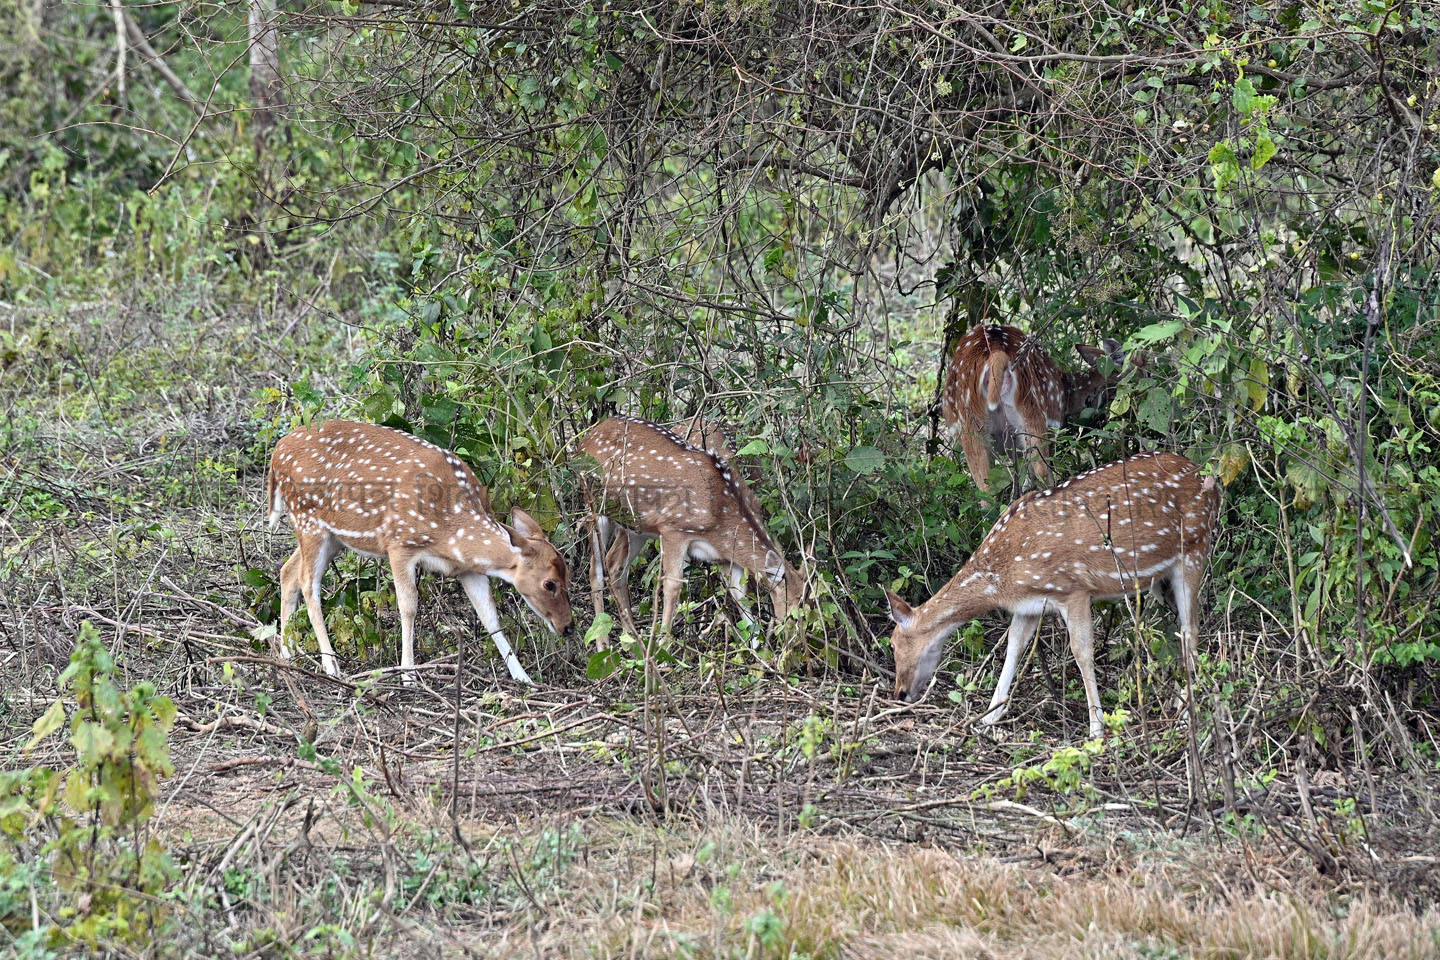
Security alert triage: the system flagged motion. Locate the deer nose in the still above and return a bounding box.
[562,623,575,639]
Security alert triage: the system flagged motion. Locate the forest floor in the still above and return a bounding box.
[3,298,1439,958]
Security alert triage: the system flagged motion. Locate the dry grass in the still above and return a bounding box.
[501,818,1440,959]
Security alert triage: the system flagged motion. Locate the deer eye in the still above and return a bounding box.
[543,580,558,593]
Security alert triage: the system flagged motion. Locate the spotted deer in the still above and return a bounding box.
[578,416,803,640]
[884,452,1220,739]
[941,324,1127,492]
[267,420,573,684]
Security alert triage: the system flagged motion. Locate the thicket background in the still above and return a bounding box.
[3,0,1440,955]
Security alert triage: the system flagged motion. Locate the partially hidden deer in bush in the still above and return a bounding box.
[267,420,574,684]
[884,452,1220,739]
[578,415,804,641]
[941,324,1128,492]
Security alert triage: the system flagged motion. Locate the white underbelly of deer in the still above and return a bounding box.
[687,540,722,563]
[885,452,1220,739]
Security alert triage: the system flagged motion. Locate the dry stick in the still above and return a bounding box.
[451,621,467,847]
[1349,704,1379,842]
[156,577,259,628]
[470,714,621,755]
[206,655,362,690]
[66,606,239,646]
[176,712,292,739]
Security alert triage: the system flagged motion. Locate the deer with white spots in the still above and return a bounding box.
[578,416,804,640]
[266,420,574,684]
[884,452,1220,739]
[941,324,1128,492]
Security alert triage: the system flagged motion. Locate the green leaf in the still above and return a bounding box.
[71,720,116,761]
[585,648,619,680]
[26,700,66,753]
[584,612,614,648]
[1138,388,1172,433]
[136,725,174,776]
[1232,76,1257,114]
[151,696,178,733]
[1132,320,1183,343]
[737,439,770,456]
[1252,132,1277,170]
[844,445,885,475]
[422,397,459,425]
[1208,141,1240,191]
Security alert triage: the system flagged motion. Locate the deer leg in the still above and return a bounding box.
[297,535,342,678]
[1169,554,1205,731]
[1170,555,1202,673]
[982,613,1040,729]
[278,546,305,662]
[958,424,993,493]
[657,534,690,636]
[588,515,612,620]
[605,529,645,638]
[460,573,534,685]
[724,563,758,626]
[1057,595,1104,739]
[723,563,763,648]
[388,550,421,685]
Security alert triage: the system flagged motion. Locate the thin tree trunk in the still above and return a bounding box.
[248,0,284,154]
[110,0,127,104]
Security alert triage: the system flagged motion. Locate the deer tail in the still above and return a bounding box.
[984,350,1012,412]
[266,465,283,529]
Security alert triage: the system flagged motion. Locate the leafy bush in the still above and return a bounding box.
[2,622,178,951]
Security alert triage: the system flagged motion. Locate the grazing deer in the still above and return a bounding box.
[267,420,573,684]
[884,452,1220,738]
[578,416,803,640]
[941,324,1127,492]
[598,418,769,598]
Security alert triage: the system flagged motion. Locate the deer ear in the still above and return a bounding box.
[1075,343,1104,368]
[763,550,786,585]
[1102,337,1125,366]
[509,507,543,540]
[884,588,916,629]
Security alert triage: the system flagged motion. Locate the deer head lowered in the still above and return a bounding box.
[578,415,804,641]
[941,323,1129,492]
[267,420,573,684]
[884,452,1220,739]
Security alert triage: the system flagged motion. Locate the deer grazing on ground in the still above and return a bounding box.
[941,324,1128,492]
[884,452,1220,739]
[578,416,804,640]
[267,420,573,684]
